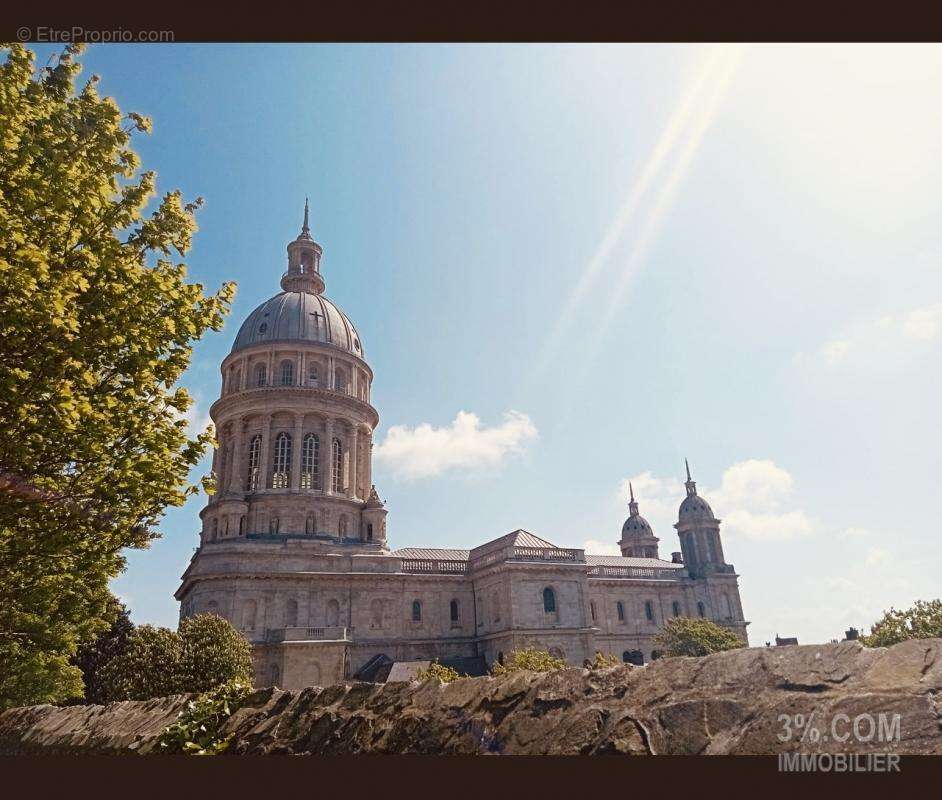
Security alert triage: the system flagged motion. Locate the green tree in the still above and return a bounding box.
[70,595,133,705]
[97,624,182,702]
[862,599,942,648]
[177,613,253,695]
[97,614,252,702]
[491,647,567,676]
[0,43,234,709]
[654,617,745,658]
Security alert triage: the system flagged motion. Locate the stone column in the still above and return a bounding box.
[290,413,303,491]
[365,431,372,494]
[258,414,273,490]
[347,425,359,499]
[228,416,244,493]
[210,444,220,501]
[240,359,247,390]
[323,417,334,495]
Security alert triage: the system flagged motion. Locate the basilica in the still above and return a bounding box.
[175,205,749,688]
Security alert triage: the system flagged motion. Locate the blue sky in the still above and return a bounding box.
[34,43,942,645]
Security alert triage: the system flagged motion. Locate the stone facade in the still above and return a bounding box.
[175,205,749,689]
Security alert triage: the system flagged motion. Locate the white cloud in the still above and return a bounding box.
[617,459,814,542]
[582,539,621,556]
[809,301,942,367]
[374,410,538,480]
[901,302,942,341]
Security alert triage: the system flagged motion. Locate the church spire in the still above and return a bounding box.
[685,458,697,497]
[297,197,313,241]
[628,482,639,517]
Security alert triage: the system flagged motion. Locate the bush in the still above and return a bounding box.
[157,678,251,755]
[862,599,942,647]
[587,651,620,669]
[97,613,252,702]
[491,648,566,676]
[654,617,745,658]
[97,625,183,702]
[414,660,462,684]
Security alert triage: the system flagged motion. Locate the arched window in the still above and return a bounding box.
[338,514,348,537]
[450,599,460,625]
[326,598,340,627]
[590,601,597,622]
[366,523,373,542]
[231,368,241,394]
[334,368,347,394]
[697,601,706,618]
[247,435,261,491]
[672,601,681,617]
[238,515,246,536]
[301,433,319,489]
[242,599,257,630]
[305,513,316,535]
[308,364,319,387]
[280,359,294,386]
[269,663,280,687]
[272,432,291,488]
[211,519,218,541]
[645,600,655,622]
[285,598,298,628]
[722,593,732,619]
[412,600,422,622]
[269,517,280,535]
[616,601,625,622]
[255,363,267,387]
[331,438,342,493]
[542,586,556,614]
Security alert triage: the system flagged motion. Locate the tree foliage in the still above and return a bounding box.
[69,595,133,705]
[654,617,745,658]
[862,599,942,648]
[96,613,252,702]
[491,648,567,676]
[0,44,233,709]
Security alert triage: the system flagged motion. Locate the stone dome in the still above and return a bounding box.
[621,514,654,538]
[679,493,715,519]
[230,291,364,358]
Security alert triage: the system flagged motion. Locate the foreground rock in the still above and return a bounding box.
[2,639,941,755]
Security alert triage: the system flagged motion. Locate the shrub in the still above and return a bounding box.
[177,614,253,694]
[97,613,252,702]
[491,648,566,675]
[654,617,745,658]
[157,679,251,755]
[588,651,620,669]
[862,599,942,647]
[414,660,462,684]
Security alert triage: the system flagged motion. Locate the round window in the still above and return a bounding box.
[258,323,268,334]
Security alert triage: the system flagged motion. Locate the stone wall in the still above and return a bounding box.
[2,639,941,755]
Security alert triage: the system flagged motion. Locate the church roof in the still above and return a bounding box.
[230,290,364,357]
[393,547,471,561]
[468,529,560,559]
[585,554,684,570]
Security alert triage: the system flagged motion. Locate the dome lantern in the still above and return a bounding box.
[283,198,326,295]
